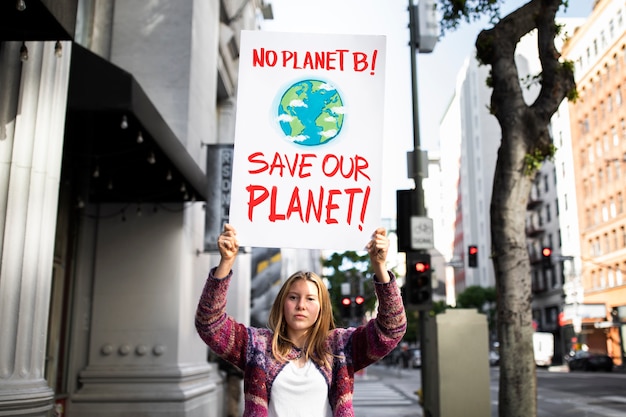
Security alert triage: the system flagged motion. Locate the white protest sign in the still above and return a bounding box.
[229,30,386,250]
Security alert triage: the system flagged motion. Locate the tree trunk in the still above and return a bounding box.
[474,1,575,416]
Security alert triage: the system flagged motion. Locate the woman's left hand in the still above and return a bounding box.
[367,227,390,283]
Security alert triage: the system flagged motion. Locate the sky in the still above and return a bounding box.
[260,0,595,218]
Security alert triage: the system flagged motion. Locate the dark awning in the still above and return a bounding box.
[64,44,208,203]
[0,0,78,41]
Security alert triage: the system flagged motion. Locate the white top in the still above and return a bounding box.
[268,359,333,417]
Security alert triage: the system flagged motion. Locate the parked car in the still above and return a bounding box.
[489,350,500,366]
[409,348,421,368]
[566,351,613,372]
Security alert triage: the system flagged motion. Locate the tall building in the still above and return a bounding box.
[561,0,626,365]
[0,1,275,416]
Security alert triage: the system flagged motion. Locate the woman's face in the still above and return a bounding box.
[283,279,321,340]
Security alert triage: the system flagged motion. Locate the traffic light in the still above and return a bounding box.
[541,247,552,269]
[468,245,478,268]
[340,297,352,319]
[404,252,432,309]
[354,295,365,318]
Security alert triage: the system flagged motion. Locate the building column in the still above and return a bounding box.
[0,40,72,416]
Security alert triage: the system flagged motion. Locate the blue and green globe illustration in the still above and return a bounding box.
[277,79,345,146]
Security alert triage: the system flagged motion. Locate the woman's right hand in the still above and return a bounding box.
[215,224,238,278]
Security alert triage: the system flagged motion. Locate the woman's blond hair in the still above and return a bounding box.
[267,271,335,369]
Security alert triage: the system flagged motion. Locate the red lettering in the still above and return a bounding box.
[268,186,285,221]
[252,48,278,67]
[282,50,296,68]
[245,185,269,220]
[285,187,304,221]
[322,154,340,177]
[321,154,371,181]
[325,190,341,224]
[243,185,368,227]
[344,188,361,225]
[337,49,348,70]
[298,153,316,178]
[315,52,325,69]
[353,52,368,72]
[354,155,370,181]
[248,152,268,174]
[303,52,314,69]
[306,188,323,223]
[326,51,336,70]
[269,153,286,177]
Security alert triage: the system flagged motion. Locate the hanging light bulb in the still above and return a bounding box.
[107,179,113,190]
[180,183,186,193]
[147,151,156,164]
[54,41,62,58]
[93,165,100,178]
[136,131,144,143]
[184,191,189,200]
[136,205,143,217]
[120,115,128,129]
[16,0,26,11]
[165,169,172,181]
[20,42,28,62]
[76,197,85,209]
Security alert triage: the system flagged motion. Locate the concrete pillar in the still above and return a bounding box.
[0,40,72,416]
[68,205,224,417]
[435,309,491,417]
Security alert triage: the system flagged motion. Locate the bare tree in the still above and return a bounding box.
[438,1,576,415]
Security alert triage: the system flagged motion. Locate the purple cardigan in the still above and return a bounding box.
[195,268,406,417]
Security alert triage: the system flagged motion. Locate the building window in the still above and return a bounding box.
[610,197,616,217]
[545,203,551,222]
[613,126,619,145]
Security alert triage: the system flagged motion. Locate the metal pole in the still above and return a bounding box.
[408,1,432,416]
[408,0,425,217]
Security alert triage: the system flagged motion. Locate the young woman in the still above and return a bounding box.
[195,224,406,417]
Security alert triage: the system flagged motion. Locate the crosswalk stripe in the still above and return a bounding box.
[353,381,416,406]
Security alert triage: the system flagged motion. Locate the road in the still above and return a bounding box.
[353,363,626,417]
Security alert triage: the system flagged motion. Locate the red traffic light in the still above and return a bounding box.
[355,295,365,305]
[542,247,552,257]
[469,245,478,255]
[414,261,430,273]
[341,297,352,306]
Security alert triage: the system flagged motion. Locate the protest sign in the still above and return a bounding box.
[229,30,386,250]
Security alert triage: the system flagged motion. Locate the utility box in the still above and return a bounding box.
[425,309,491,417]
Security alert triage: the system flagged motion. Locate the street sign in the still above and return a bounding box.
[410,216,434,249]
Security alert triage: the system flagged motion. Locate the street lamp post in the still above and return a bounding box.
[406,1,438,416]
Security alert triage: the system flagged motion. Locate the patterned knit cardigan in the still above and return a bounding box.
[195,268,406,417]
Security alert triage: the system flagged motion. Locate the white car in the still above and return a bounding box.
[409,348,421,368]
[489,350,500,366]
